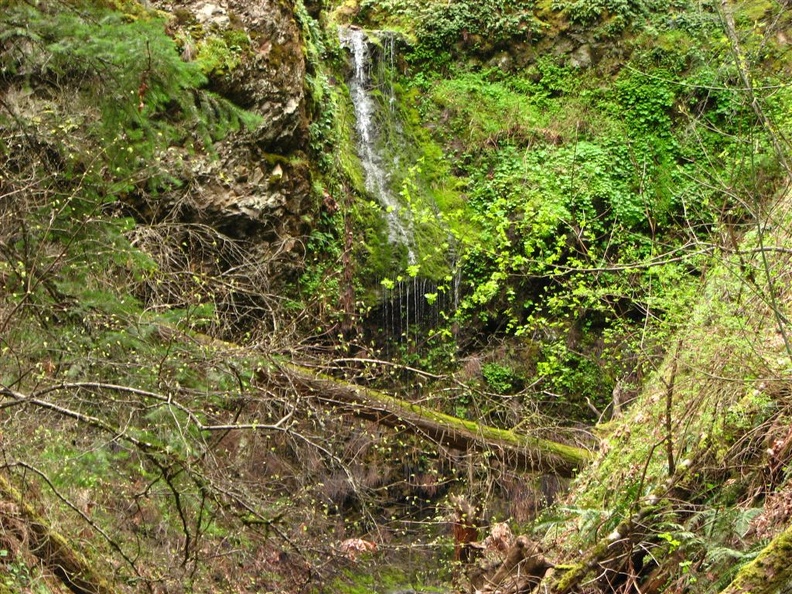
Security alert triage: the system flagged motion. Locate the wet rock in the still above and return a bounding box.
[195,3,229,27]
[570,43,592,68]
[155,0,309,150]
[189,146,314,243]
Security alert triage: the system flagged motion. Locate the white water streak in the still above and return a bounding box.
[339,27,415,263]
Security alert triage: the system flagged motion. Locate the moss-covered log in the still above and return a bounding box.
[278,363,593,477]
[0,473,115,594]
[718,521,792,594]
[547,459,694,593]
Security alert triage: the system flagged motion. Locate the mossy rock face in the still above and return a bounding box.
[141,0,318,254]
[160,0,310,153]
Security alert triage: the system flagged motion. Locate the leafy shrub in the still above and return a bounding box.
[553,0,668,28]
[537,342,613,416]
[482,362,524,394]
[616,70,676,135]
[410,0,542,64]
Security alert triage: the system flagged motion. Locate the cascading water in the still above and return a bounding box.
[339,27,416,263]
[379,278,453,347]
[339,27,461,353]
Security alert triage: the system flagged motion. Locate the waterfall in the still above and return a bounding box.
[339,27,461,354]
[339,27,415,263]
[375,277,457,355]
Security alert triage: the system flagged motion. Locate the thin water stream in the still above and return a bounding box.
[339,27,416,263]
[340,27,462,352]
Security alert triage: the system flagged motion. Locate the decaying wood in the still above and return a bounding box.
[277,363,593,477]
[186,335,592,476]
[470,535,553,593]
[718,520,792,594]
[452,495,482,564]
[0,472,114,594]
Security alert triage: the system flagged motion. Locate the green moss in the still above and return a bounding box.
[335,87,367,192]
[286,363,594,472]
[735,0,774,23]
[723,523,792,593]
[195,30,251,77]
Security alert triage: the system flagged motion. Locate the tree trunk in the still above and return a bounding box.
[0,473,115,594]
[277,363,593,477]
[719,522,792,594]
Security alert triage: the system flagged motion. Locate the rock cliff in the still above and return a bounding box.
[151,0,315,249]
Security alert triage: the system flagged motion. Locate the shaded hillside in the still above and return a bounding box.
[526,185,792,593]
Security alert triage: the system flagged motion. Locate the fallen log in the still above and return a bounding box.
[718,520,792,594]
[0,473,115,594]
[189,332,593,476]
[276,363,593,477]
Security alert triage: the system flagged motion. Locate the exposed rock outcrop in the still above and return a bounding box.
[169,0,310,152]
[149,0,316,250]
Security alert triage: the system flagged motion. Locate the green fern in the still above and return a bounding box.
[3,1,260,177]
[703,545,762,592]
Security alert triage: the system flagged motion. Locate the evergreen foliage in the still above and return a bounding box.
[1,0,260,192]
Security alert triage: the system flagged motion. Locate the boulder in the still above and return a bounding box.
[569,43,592,68]
[148,0,315,251]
